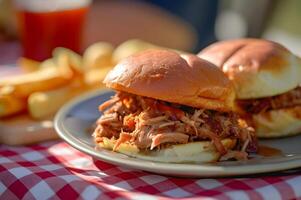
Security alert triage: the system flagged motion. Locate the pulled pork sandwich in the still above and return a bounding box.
[93,50,257,163]
[198,38,301,138]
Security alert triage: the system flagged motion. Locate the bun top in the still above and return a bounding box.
[198,38,301,99]
[104,50,235,111]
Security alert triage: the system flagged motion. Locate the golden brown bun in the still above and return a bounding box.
[97,137,236,163]
[198,39,301,99]
[104,50,235,111]
[253,106,301,138]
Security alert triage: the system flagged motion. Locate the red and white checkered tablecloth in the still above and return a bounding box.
[1,141,301,200]
[1,43,301,200]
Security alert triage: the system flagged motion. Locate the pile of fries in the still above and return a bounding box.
[0,39,174,120]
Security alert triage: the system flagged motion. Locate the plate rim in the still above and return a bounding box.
[54,90,301,177]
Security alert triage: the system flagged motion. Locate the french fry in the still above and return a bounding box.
[83,42,115,69]
[113,39,187,63]
[56,52,87,89]
[40,58,57,69]
[28,81,88,119]
[53,47,84,73]
[18,57,41,72]
[0,65,74,98]
[0,95,26,117]
[112,39,164,63]
[84,66,113,86]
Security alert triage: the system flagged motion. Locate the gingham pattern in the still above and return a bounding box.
[0,141,301,200]
[1,45,301,200]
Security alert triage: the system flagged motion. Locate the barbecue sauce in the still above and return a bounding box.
[257,145,282,157]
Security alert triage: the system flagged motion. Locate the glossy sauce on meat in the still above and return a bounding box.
[238,86,301,114]
[93,91,257,159]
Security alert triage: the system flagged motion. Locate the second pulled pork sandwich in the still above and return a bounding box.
[198,39,301,138]
[93,50,256,163]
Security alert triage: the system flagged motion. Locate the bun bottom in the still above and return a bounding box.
[253,106,301,138]
[97,137,236,163]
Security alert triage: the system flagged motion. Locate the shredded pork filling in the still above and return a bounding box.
[237,86,301,114]
[93,92,257,159]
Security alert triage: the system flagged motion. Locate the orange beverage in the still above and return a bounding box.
[15,0,91,61]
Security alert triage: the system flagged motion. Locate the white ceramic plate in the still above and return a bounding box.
[55,90,301,177]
